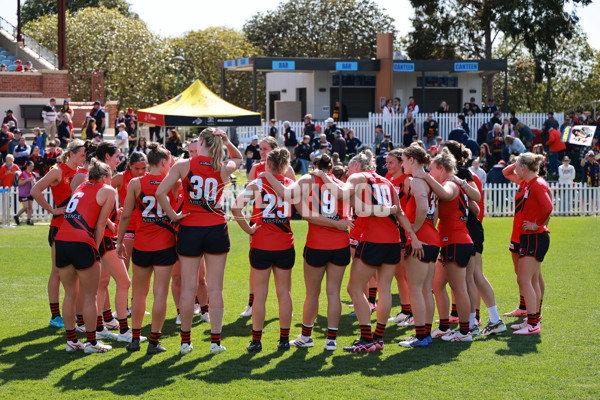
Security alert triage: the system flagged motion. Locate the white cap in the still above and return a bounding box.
[325,117,334,124]
[283,121,290,126]
[251,135,258,140]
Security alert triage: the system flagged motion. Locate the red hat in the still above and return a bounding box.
[428,145,437,152]
[128,107,134,112]
[498,160,506,166]
[315,125,321,131]
[15,59,22,64]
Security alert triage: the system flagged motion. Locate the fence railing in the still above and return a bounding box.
[3,181,597,227]
[232,112,563,149]
[0,16,58,68]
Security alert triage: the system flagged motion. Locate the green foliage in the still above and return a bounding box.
[0,217,599,397]
[243,0,396,58]
[21,0,137,24]
[24,7,172,110]
[171,28,264,113]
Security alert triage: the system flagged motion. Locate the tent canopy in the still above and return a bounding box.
[137,80,261,127]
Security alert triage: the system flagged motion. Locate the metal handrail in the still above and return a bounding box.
[0,16,58,68]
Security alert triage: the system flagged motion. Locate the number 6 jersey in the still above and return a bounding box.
[56,180,105,247]
[134,173,177,251]
[251,175,294,251]
[181,155,226,227]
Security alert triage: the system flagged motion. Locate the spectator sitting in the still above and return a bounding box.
[24,61,36,72]
[15,59,24,72]
[32,127,47,151]
[469,97,481,113]
[3,109,18,129]
[332,131,346,160]
[459,131,479,159]
[310,143,330,161]
[580,150,600,187]
[345,129,361,159]
[532,144,548,178]
[487,160,509,184]
[0,64,6,72]
[423,114,438,148]
[378,133,394,155]
[448,128,465,143]
[57,114,72,149]
[15,161,36,225]
[331,152,344,167]
[7,129,21,155]
[504,136,526,157]
[479,142,494,172]
[435,136,443,149]
[487,123,504,163]
[274,129,285,148]
[295,135,312,175]
[0,154,20,187]
[469,158,487,183]
[29,146,44,176]
[482,98,497,114]
[42,140,61,175]
[314,133,332,154]
[115,122,129,155]
[13,136,31,167]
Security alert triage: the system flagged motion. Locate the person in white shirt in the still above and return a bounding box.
[469,157,487,184]
[41,98,58,140]
[404,96,419,115]
[115,123,129,154]
[558,156,576,214]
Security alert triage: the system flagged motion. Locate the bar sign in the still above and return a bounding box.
[336,62,357,71]
[237,57,249,66]
[454,62,478,72]
[272,61,296,70]
[393,63,415,72]
[224,60,236,68]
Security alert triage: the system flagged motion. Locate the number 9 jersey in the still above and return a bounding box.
[181,155,226,226]
[134,173,177,251]
[251,175,294,251]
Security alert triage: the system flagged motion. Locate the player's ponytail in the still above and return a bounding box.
[518,152,545,173]
[349,151,373,172]
[83,140,97,164]
[403,143,431,165]
[146,142,169,167]
[200,128,224,172]
[316,152,333,172]
[442,140,469,164]
[266,147,290,175]
[88,158,112,181]
[432,147,457,174]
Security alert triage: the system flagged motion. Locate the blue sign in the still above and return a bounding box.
[272,61,296,70]
[454,62,478,72]
[336,62,358,71]
[237,57,250,66]
[224,60,236,68]
[393,63,415,72]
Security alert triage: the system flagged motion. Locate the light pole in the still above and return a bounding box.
[172,55,185,94]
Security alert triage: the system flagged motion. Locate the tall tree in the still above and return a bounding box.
[21,0,137,24]
[243,0,396,58]
[407,0,592,104]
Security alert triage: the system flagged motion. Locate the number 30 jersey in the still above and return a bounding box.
[359,171,401,244]
[181,155,226,227]
[134,173,177,251]
[56,180,104,247]
[251,175,294,251]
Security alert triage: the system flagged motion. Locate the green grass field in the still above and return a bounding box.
[0,217,599,399]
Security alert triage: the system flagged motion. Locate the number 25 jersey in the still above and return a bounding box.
[251,175,294,251]
[181,155,226,227]
[134,173,177,251]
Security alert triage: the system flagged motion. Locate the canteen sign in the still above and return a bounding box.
[393,63,415,72]
[454,62,479,72]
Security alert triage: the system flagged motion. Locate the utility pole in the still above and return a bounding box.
[58,0,66,70]
[16,0,22,43]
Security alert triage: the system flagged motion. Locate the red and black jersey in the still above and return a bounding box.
[118,169,143,232]
[511,180,528,243]
[306,174,349,250]
[50,163,78,228]
[472,174,485,222]
[359,171,400,244]
[515,177,552,236]
[438,184,472,245]
[386,172,411,243]
[404,179,440,247]
[181,155,226,227]
[134,173,177,251]
[251,175,294,251]
[349,209,366,241]
[254,161,266,177]
[56,180,104,247]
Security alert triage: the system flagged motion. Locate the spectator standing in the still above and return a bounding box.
[457,114,470,135]
[125,107,136,128]
[332,131,346,161]
[423,114,438,148]
[59,99,74,119]
[295,135,312,175]
[15,161,36,225]
[57,114,72,149]
[41,98,58,140]
[274,129,285,148]
[393,97,402,115]
[13,136,31,167]
[459,131,479,159]
[404,96,419,115]
[42,140,61,175]
[542,111,559,138]
[283,121,297,156]
[579,136,599,161]
[373,124,384,150]
[463,102,472,116]
[165,128,181,157]
[581,151,600,187]
[0,124,13,161]
[490,110,502,126]
[469,158,487,183]
[377,133,394,155]
[114,110,126,131]
[504,136,526,156]
[92,100,106,137]
[382,99,394,117]
[558,156,576,213]
[128,119,138,152]
[3,109,18,129]
[114,123,129,155]
[29,146,44,176]
[0,154,20,187]
[487,160,509,184]
[479,143,494,172]
[245,135,261,176]
[546,126,566,175]
[132,136,149,155]
[332,99,347,122]
[482,98,497,114]
[477,122,492,146]
[501,117,511,136]
[403,111,416,148]
[303,114,316,141]
[324,117,339,143]
[437,101,450,113]
[487,123,504,163]
[345,129,361,159]
[516,122,534,149]
[469,97,481,113]
[7,129,21,155]
[268,119,278,137]
[32,127,48,151]
[509,111,519,126]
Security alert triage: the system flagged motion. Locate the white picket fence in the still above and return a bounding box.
[232,112,563,149]
[2,181,597,226]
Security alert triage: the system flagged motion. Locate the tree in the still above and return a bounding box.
[24,7,172,110]
[170,28,265,113]
[406,0,592,104]
[243,0,396,58]
[21,0,137,24]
